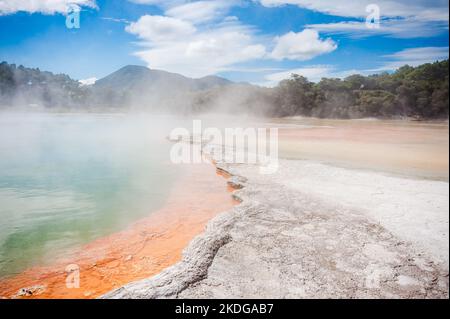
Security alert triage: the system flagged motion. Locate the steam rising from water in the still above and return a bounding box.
[0,113,184,277]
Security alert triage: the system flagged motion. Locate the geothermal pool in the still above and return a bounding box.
[0,113,180,278]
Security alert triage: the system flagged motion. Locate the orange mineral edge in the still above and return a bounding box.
[0,162,238,299]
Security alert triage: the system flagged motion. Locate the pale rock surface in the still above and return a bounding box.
[103,156,449,299]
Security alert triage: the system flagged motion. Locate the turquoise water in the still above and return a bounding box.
[0,113,180,278]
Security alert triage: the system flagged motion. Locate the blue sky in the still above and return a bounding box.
[0,0,448,86]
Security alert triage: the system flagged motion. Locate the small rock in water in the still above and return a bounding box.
[15,285,46,298]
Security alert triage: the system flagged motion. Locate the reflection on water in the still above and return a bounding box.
[0,113,180,277]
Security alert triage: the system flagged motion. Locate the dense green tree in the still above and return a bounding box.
[269,60,448,119]
[0,62,15,96]
[0,61,90,108]
[273,74,317,116]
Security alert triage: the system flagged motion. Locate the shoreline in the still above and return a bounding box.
[0,162,236,299]
[1,119,448,299]
[104,144,449,299]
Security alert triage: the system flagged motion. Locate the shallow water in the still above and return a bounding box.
[272,118,449,181]
[0,113,180,278]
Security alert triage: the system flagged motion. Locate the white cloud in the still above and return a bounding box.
[128,0,186,7]
[131,22,266,78]
[101,17,130,24]
[308,18,448,39]
[166,0,236,24]
[125,2,337,77]
[79,77,98,86]
[125,1,272,77]
[128,0,238,24]
[259,0,448,39]
[271,29,337,61]
[374,47,449,71]
[265,66,332,85]
[125,15,196,42]
[384,46,449,61]
[261,46,449,87]
[257,0,449,21]
[0,0,96,15]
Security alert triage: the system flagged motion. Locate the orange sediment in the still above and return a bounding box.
[0,162,237,299]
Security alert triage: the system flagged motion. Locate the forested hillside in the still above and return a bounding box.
[0,62,90,108]
[270,60,449,119]
[0,60,448,119]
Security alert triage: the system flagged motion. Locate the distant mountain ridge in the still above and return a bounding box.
[0,62,234,109]
[91,65,233,110]
[0,60,448,119]
[94,65,232,92]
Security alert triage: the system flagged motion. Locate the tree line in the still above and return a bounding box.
[0,59,448,119]
[0,62,91,108]
[269,60,448,119]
